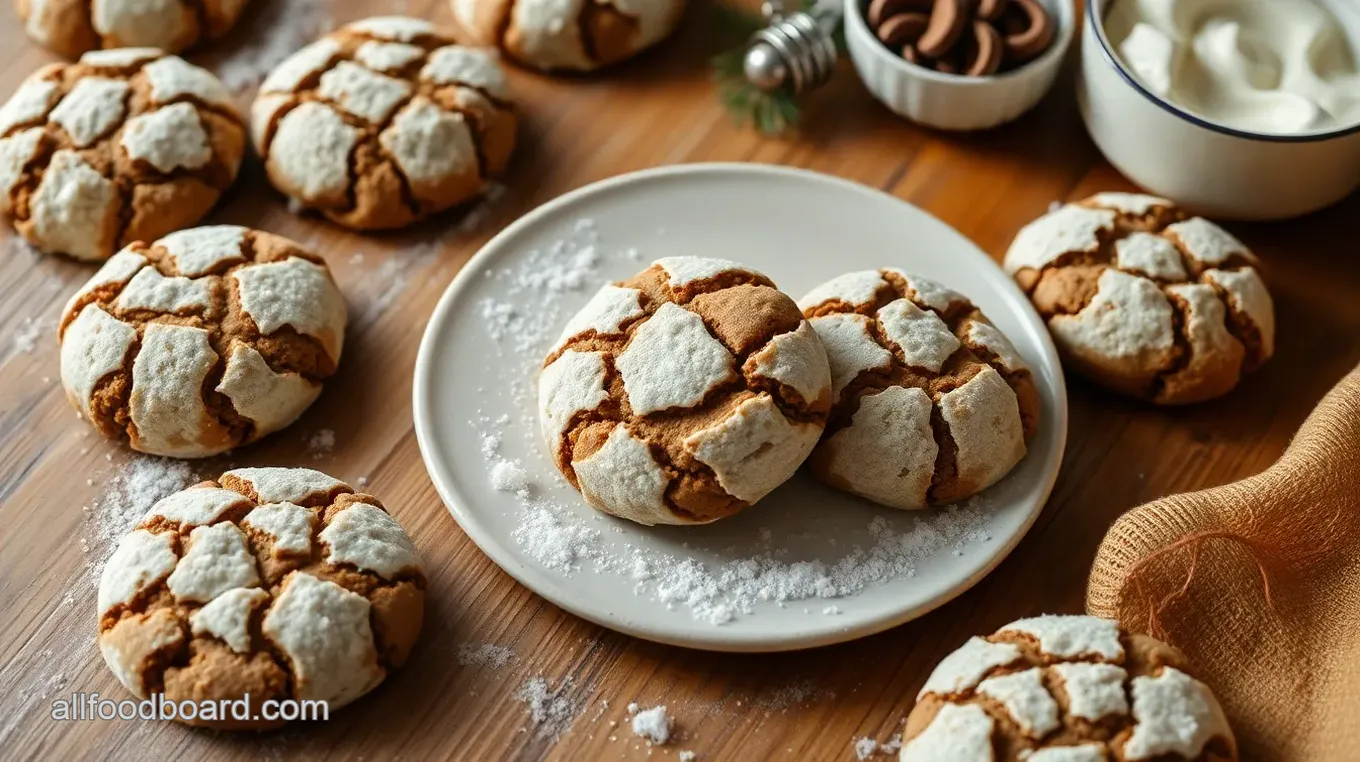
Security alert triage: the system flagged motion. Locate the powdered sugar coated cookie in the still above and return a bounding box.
[1005,193,1274,404]
[59,227,346,458]
[451,0,687,72]
[252,16,516,230]
[799,269,1040,510]
[17,0,250,58]
[0,50,243,261]
[901,615,1237,761]
[97,468,425,729]
[539,257,832,526]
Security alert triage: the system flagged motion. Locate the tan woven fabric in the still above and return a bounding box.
[1088,363,1360,761]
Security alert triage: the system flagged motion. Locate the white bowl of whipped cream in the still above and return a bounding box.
[1079,0,1360,219]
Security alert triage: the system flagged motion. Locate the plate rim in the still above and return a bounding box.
[412,162,1069,652]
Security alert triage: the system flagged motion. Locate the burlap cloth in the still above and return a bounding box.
[1087,364,1360,761]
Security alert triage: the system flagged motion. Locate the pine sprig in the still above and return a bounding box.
[713,45,802,136]
[709,1,842,136]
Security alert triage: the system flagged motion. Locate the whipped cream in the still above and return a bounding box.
[1105,0,1360,134]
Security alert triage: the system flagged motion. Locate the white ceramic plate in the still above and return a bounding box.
[413,164,1067,652]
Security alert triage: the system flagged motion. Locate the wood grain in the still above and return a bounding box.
[2,1,1358,760]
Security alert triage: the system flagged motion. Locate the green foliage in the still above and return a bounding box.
[709,1,844,137]
[713,48,803,136]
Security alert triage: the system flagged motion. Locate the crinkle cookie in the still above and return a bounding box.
[539,257,832,526]
[252,16,516,230]
[0,49,244,261]
[451,0,687,72]
[799,270,1039,510]
[901,615,1237,762]
[1005,193,1275,404]
[97,468,426,730]
[59,226,346,458]
[17,0,249,59]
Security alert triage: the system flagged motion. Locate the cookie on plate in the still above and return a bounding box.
[901,614,1237,761]
[451,0,687,72]
[540,257,832,526]
[1005,193,1274,404]
[17,0,249,59]
[0,49,244,261]
[59,226,346,458]
[252,16,516,230]
[97,468,425,729]
[799,269,1039,510]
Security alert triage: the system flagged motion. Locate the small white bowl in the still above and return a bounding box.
[844,0,1076,131]
[1079,0,1360,220]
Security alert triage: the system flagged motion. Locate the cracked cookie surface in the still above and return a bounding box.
[97,467,425,729]
[59,226,346,458]
[799,269,1039,510]
[0,48,243,261]
[16,0,249,59]
[901,615,1237,762]
[1005,193,1274,404]
[450,0,687,72]
[539,256,832,526]
[251,16,516,231]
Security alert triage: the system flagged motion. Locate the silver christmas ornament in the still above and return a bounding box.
[743,0,842,94]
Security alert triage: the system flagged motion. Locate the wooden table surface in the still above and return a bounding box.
[3,1,1359,760]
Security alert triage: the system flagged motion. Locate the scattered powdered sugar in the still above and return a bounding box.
[489,462,530,498]
[212,0,333,93]
[503,495,996,624]
[512,243,600,295]
[306,429,335,459]
[456,643,516,669]
[607,498,994,625]
[630,705,672,745]
[355,185,510,330]
[756,679,834,714]
[479,413,536,499]
[456,182,508,236]
[478,219,603,358]
[490,460,531,497]
[517,676,582,740]
[854,734,903,759]
[679,752,697,762]
[479,426,504,458]
[88,457,197,578]
[10,317,50,356]
[512,505,603,572]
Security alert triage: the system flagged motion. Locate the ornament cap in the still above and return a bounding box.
[743,9,839,95]
[744,42,790,92]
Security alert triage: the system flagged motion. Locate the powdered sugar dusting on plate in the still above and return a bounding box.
[478,220,602,359]
[621,503,993,625]
[490,460,531,496]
